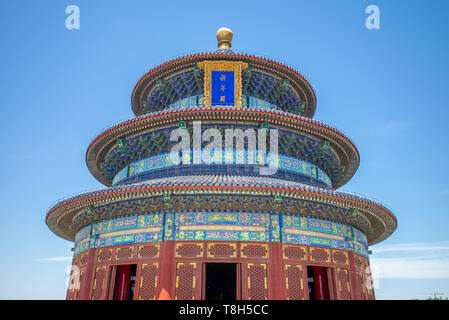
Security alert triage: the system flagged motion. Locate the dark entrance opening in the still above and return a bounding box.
[307,266,330,300]
[113,264,137,300]
[204,263,237,300]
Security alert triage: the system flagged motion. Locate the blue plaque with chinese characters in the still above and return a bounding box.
[211,71,234,106]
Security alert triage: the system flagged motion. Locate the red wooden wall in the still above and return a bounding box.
[66,241,374,300]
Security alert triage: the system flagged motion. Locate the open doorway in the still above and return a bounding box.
[307,266,330,300]
[204,263,238,300]
[112,264,137,300]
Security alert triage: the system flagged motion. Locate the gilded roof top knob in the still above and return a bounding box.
[217,27,233,49]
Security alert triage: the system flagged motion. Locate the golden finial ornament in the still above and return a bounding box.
[217,27,233,49]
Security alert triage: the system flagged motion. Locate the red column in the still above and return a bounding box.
[269,242,283,299]
[114,265,131,300]
[347,252,361,299]
[80,248,96,300]
[313,267,329,300]
[158,240,175,299]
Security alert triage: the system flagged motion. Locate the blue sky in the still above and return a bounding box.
[0,0,448,299]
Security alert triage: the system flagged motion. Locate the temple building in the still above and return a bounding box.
[46,28,397,300]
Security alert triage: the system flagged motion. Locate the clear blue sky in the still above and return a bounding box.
[1,0,448,299]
